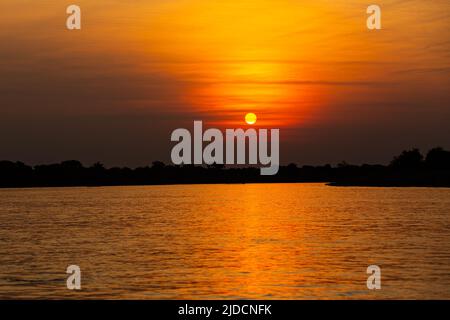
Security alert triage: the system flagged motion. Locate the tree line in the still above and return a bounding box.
[1,147,449,188]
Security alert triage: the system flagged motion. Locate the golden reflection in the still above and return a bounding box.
[1,184,450,298]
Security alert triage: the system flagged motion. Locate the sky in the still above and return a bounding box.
[0,0,449,167]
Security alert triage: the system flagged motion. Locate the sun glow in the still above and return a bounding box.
[245,113,257,125]
[102,0,429,128]
[142,0,351,127]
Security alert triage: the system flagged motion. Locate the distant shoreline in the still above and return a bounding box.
[1,181,450,190]
[1,147,450,189]
[327,182,450,188]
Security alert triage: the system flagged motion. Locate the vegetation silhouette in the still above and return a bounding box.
[1,147,449,188]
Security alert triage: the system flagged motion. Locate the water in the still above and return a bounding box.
[0,183,449,299]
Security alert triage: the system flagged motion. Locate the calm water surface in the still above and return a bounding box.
[0,183,449,299]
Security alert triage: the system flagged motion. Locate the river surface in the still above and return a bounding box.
[0,183,449,299]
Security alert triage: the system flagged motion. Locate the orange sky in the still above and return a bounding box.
[0,0,449,165]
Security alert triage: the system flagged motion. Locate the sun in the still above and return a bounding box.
[245,113,257,125]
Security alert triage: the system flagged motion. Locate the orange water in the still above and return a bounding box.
[0,183,449,299]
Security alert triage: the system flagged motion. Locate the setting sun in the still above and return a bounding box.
[245,113,257,125]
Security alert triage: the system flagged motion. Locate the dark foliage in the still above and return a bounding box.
[1,147,449,188]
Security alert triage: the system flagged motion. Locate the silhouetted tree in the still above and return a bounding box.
[390,148,423,170]
[210,163,225,170]
[426,147,450,170]
[151,161,165,169]
[61,160,83,169]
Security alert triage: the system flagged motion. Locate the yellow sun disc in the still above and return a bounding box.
[245,113,257,125]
